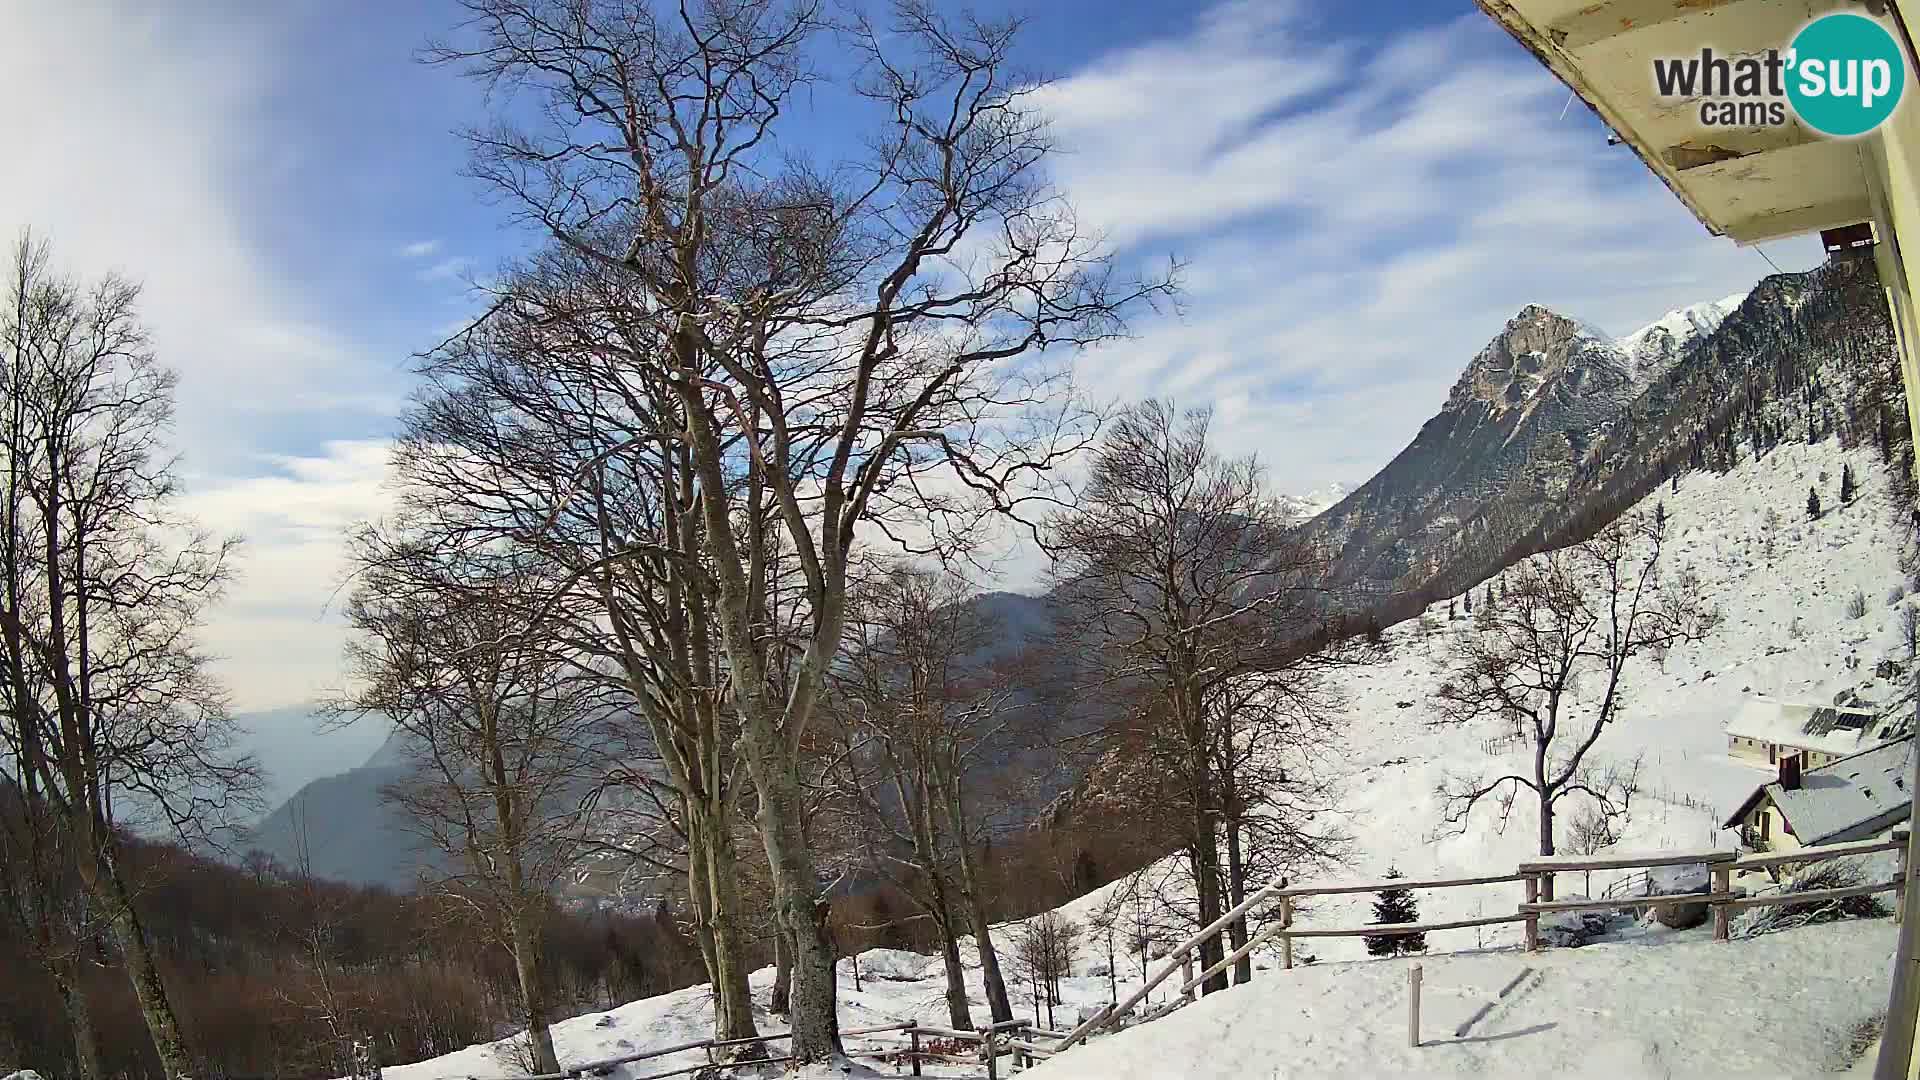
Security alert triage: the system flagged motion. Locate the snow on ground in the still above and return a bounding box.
[1025,920,1896,1080]
[385,439,1911,1079]
[1260,437,1914,961]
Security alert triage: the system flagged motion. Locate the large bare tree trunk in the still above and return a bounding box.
[770,926,793,1016]
[1535,750,1557,902]
[742,738,841,1058]
[51,951,103,1080]
[936,919,972,1030]
[944,787,1012,1024]
[1223,816,1251,986]
[89,850,194,1080]
[698,809,761,1048]
[509,910,561,1075]
[1183,691,1228,996]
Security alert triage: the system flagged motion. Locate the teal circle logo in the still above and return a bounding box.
[1787,13,1906,137]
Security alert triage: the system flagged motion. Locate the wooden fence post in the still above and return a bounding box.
[907,1021,921,1077]
[1522,873,1539,952]
[1281,896,1294,970]
[1181,953,1195,1002]
[1408,963,1423,1048]
[1897,838,1910,926]
[1712,865,1732,942]
[985,1026,998,1080]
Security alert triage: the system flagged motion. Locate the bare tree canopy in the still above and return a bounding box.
[421,0,1171,1059]
[1046,400,1352,994]
[0,230,255,1079]
[1433,511,1716,899]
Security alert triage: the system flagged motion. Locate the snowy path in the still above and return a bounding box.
[1026,920,1895,1079]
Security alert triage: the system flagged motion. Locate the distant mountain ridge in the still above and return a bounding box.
[1293,260,1888,605]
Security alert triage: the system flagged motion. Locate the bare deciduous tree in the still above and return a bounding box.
[0,231,255,1080]
[1434,512,1713,899]
[340,541,612,1076]
[823,564,1028,1027]
[1047,400,1348,996]
[424,0,1168,1059]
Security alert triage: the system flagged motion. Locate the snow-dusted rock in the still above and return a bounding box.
[843,948,932,981]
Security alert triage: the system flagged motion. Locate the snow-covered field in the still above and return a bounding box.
[1026,920,1895,1080]
[386,438,1911,1079]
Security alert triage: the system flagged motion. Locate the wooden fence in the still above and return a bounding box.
[455,833,1910,1078]
[1049,831,1909,1052]
[456,1017,1036,1080]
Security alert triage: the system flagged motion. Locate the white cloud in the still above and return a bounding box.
[417,255,472,283]
[180,441,395,710]
[399,239,442,258]
[1028,4,1821,503]
[0,5,396,471]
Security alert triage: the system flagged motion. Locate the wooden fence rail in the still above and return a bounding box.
[460,832,1913,1080]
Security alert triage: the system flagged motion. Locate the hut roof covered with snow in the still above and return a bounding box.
[1724,697,1910,759]
[1723,735,1915,848]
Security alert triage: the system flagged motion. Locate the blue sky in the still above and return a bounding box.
[0,0,1819,711]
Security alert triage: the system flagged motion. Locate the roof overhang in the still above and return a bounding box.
[1478,0,1887,244]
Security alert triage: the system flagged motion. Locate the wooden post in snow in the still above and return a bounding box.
[1181,953,1195,1001]
[1712,865,1732,942]
[1522,874,1540,952]
[1897,833,1910,926]
[1408,964,1423,1048]
[985,1025,998,1080]
[1281,895,1294,970]
[907,1021,921,1077]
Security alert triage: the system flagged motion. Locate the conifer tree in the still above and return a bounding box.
[1808,485,1823,521]
[1463,590,1472,615]
[1841,463,1856,504]
[1364,868,1425,957]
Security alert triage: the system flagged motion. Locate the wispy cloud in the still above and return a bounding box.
[1031,4,1819,501]
[0,4,402,477]
[417,255,471,283]
[181,440,394,710]
[398,238,441,258]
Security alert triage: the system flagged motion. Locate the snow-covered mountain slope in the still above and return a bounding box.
[1273,437,1909,957]
[1304,258,1892,601]
[1616,292,1746,386]
[1278,480,1352,524]
[380,437,1911,1080]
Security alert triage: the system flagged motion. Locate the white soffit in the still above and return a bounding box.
[1481,0,1875,243]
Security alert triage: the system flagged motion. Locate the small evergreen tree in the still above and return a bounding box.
[1808,485,1823,521]
[1364,867,1425,957]
[1447,599,1456,621]
[1365,617,1384,645]
[1463,590,1472,615]
[1655,500,1667,530]
[1841,463,1857,504]
[1485,583,1495,610]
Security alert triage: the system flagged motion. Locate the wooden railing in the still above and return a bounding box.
[455,1017,1035,1080]
[454,833,1912,1078]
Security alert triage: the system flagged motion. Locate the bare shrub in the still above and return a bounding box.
[1012,913,1081,1028]
[1846,589,1870,620]
[1733,858,1889,938]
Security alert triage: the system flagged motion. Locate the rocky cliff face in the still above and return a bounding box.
[1301,302,1661,593]
[1302,255,1894,601]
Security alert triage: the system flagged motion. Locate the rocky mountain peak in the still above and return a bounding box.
[1445,303,1626,416]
